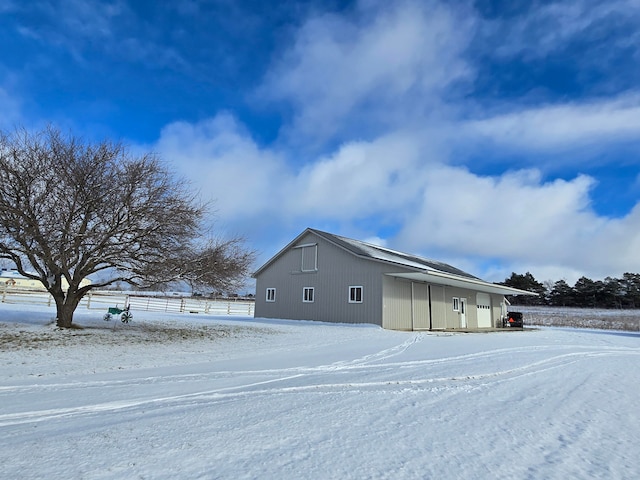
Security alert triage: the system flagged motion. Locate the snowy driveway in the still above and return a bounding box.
[1,305,639,479]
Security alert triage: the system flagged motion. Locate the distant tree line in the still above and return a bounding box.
[499,272,640,309]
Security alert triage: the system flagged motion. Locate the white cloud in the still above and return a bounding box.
[288,131,428,219]
[157,112,640,283]
[394,164,640,281]
[396,166,597,255]
[259,0,474,144]
[157,115,434,225]
[156,114,292,221]
[362,236,387,247]
[153,0,640,284]
[17,0,127,50]
[464,93,640,151]
[483,0,640,60]
[13,0,189,71]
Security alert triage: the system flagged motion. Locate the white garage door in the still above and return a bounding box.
[476,293,492,328]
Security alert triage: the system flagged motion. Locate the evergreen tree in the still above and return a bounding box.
[501,272,546,305]
[620,273,640,308]
[600,277,623,309]
[548,279,574,307]
[573,277,599,308]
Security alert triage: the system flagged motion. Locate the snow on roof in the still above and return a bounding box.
[310,229,481,280]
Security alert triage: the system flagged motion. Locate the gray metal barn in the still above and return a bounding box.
[253,228,535,331]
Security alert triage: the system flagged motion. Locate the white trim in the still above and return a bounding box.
[349,286,363,303]
[266,288,276,302]
[301,244,318,272]
[293,243,318,249]
[459,298,467,328]
[452,297,460,311]
[303,286,315,303]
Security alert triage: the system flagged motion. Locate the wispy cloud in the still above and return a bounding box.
[157,111,640,282]
[8,0,190,71]
[0,85,22,129]
[4,0,640,284]
[0,0,18,14]
[464,93,640,152]
[13,0,127,60]
[259,0,474,146]
[156,0,640,283]
[481,0,640,60]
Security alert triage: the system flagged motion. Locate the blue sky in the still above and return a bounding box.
[2,0,640,288]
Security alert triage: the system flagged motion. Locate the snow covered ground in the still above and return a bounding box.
[515,305,640,332]
[1,303,639,479]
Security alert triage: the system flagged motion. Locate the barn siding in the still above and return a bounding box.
[429,284,447,329]
[255,232,390,326]
[492,294,505,328]
[412,283,430,330]
[382,276,412,330]
[255,230,510,330]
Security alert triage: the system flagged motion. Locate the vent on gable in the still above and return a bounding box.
[296,243,318,272]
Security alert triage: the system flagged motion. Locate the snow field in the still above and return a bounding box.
[1,303,639,479]
[516,305,640,331]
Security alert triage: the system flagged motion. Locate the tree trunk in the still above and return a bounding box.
[54,292,83,328]
[56,305,73,328]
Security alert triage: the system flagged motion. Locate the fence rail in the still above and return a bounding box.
[0,287,255,317]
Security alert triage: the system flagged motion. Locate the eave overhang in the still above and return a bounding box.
[386,271,538,297]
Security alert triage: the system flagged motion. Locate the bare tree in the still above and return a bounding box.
[0,126,254,328]
[172,237,256,295]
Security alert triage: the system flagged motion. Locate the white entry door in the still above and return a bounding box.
[460,298,467,328]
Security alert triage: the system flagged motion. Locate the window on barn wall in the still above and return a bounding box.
[303,287,315,303]
[349,286,363,303]
[300,244,318,272]
[452,297,459,311]
[266,288,276,302]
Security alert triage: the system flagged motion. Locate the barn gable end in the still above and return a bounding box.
[253,228,536,331]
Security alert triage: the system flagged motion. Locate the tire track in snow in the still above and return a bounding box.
[0,335,426,426]
[1,348,638,428]
[320,332,424,370]
[0,334,426,394]
[0,340,636,394]
[0,372,310,427]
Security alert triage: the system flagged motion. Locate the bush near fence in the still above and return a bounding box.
[0,287,254,317]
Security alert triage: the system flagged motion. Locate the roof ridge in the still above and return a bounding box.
[309,228,480,280]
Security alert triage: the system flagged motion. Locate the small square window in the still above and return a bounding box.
[303,287,315,303]
[266,288,276,302]
[452,297,460,312]
[349,286,363,303]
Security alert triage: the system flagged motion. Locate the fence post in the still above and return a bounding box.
[1,284,5,303]
[86,292,91,309]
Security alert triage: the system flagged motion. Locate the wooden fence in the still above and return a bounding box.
[0,287,255,317]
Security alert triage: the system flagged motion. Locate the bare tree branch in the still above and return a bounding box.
[0,126,254,327]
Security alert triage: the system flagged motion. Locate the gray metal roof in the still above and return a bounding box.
[253,228,537,297]
[309,229,481,279]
